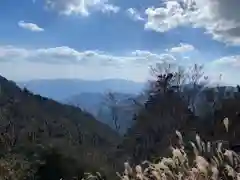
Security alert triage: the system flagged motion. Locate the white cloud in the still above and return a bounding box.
[126,8,144,21]
[145,1,189,32]
[131,50,176,63]
[204,55,240,85]
[167,43,195,53]
[45,0,120,16]
[0,46,179,82]
[212,55,240,68]
[145,0,240,46]
[0,46,176,66]
[1,45,239,84]
[18,21,44,32]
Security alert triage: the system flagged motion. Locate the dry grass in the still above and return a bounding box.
[83,117,240,180]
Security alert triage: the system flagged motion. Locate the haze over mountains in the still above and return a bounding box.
[17,79,146,133]
[17,78,237,134]
[65,91,149,134]
[2,73,240,179]
[17,79,145,102]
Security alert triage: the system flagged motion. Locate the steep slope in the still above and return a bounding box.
[64,92,106,115]
[0,76,121,179]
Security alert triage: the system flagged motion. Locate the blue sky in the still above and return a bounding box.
[0,0,240,84]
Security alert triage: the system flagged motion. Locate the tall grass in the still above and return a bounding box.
[83,117,240,180]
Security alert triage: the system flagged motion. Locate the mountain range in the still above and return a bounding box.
[17,79,145,101]
[64,92,142,134]
[17,79,146,133]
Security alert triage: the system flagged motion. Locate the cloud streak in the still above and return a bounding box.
[18,21,44,32]
[167,43,195,53]
[0,45,179,82]
[126,8,144,21]
[0,46,177,67]
[0,46,239,84]
[212,55,240,68]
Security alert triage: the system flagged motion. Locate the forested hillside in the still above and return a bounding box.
[0,75,121,180]
[1,63,240,180]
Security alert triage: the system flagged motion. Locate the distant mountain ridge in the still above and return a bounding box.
[16,79,145,133]
[64,92,139,134]
[17,79,145,101]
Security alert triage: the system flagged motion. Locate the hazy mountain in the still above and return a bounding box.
[65,92,105,115]
[17,79,145,101]
[64,92,139,134]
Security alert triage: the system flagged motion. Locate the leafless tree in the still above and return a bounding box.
[102,90,146,133]
[185,64,209,114]
[103,91,121,132]
[150,62,188,94]
[149,62,210,115]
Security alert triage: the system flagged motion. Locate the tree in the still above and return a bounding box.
[149,62,188,94]
[102,90,147,134]
[103,91,121,132]
[184,64,209,114]
[121,62,197,162]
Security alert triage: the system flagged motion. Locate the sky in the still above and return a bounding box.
[0,0,240,84]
